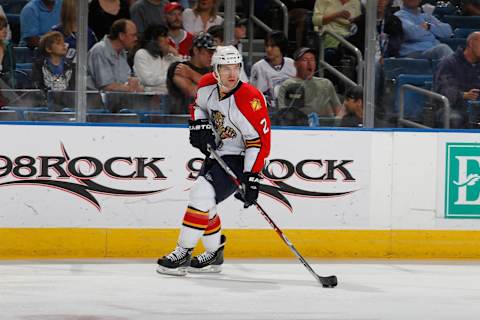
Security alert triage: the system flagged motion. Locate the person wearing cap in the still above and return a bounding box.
[166,32,216,114]
[165,2,193,59]
[133,24,180,94]
[250,30,296,108]
[130,0,169,35]
[340,85,363,127]
[277,47,341,119]
[182,0,223,35]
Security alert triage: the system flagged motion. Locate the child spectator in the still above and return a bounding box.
[32,31,74,92]
[250,30,296,108]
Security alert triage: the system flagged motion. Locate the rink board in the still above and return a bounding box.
[0,124,480,258]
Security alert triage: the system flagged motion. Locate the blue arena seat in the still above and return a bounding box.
[433,5,458,19]
[454,28,480,38]
[439,37,467,51]
[467,101,480,129]
[8,69,33,89]
[13,47,37,64]
[23,111,76,122]
[143,113,190,124]
[383,58,432,81]
[381,58,432,116]
[442,15,480,29]
[394,74,433,121]
[86,113,141,124]
[3,1,29,14]
[0,110,20,121]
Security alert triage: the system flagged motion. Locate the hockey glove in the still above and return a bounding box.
[235,172,261,208]
[189,119,216,155]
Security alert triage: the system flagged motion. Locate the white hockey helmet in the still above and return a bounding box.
[212,45,242,73]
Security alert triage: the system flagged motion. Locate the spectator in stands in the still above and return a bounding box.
[87,19,143,93]
[206,24,249,82]
[394,0,453,59]
[89,0,131,41]
[278,47,341,118]
[340,85,363,127]
[134,24,180,93]
[283,0,315,49]
[207,24,223,46]
[166,32,215,114]
[434,32,480,128]
[462,0,480,15]
[234,16,247,54]
[130,0,169,35]
[0,5,12,43]
[32,31,74,92]
[0,15,15,86]
[250,30,296,108]
[182,0,223,34]
[20,0,63,48]
[52,0,97,62]
[165,2,193,59]
[312,0,362,49]
[342,0,403,58]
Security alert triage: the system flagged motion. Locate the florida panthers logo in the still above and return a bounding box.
[212,110,237,139]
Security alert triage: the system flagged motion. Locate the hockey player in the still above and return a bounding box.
[157,45,271,275]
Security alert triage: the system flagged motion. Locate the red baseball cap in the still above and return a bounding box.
[164,2,183,13]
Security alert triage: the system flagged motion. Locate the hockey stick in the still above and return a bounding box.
[207,145,338,288]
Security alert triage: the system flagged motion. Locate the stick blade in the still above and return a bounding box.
[319,275,338,288]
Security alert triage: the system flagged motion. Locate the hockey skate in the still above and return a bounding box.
[188,235,226,273]
[156,246,193,276]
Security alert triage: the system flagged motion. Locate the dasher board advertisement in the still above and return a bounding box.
[0,125,371,229]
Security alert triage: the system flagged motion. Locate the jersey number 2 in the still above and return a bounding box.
[260,118,269,134]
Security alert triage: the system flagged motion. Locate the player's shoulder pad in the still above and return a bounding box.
[197,72,217,89]
[234,82,268,116]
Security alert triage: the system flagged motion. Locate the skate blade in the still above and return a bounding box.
[156,265,188,276]
[187,265,222,274]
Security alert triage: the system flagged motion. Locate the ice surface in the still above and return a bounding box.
[1,259,480,320]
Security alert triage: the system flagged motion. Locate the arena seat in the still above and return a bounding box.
[442,15,480,29]
[23,111,76,122]
[394,74,433,121]
[143,114,190,124]
[454,28,480,38]
[86,113,140,124]
[0,110,21,121]
[381,58,432,116]
[439,37,467,51]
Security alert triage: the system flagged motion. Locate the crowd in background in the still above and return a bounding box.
[0,0,477,128]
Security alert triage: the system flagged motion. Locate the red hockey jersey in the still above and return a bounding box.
[192,73,271,173]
